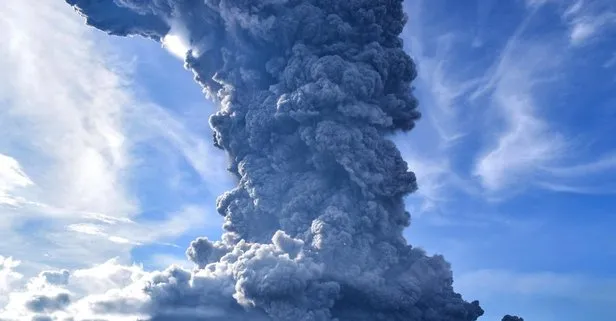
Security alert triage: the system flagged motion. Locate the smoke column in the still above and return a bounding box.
[62,0,493,320]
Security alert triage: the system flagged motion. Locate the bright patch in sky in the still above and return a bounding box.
[162,34,190,59]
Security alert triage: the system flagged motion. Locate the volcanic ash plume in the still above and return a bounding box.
[63,0,486,320]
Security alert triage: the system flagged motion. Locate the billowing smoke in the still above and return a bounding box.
[38,0,496,320]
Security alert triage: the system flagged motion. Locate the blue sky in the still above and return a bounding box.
[0,0,615,320]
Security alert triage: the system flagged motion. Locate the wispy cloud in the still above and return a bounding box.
[546,153,616,177]
[399,0,616,218]
[457,269,616,303]
[0,154,33,206]
[0,0,227,276]
[0,0,136,219]
[130,103,233,196]
[397,0,486,215]
[536,153,616,194]
[469,7,569,193]
[66,205,219,247]
[0,0,141,272]
[562,0,616,46]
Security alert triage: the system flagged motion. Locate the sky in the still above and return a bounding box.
[0,0,615,320]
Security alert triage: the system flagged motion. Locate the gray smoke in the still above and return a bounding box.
[25,293,70,314]
[62,0,493,320]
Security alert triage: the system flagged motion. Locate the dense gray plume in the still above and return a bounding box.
[64,0,490,320]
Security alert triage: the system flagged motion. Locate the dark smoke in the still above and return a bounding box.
[62,0,508,320]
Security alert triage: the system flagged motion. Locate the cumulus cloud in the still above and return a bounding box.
[0,256,23,306]
[0,258,150,320]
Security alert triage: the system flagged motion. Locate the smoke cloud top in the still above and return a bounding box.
[1,0,520,320]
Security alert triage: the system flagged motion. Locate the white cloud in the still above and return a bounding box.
[401,1,568,206]
[0,0,228,277]
[66,205,220,247]
[604,53,616,68]
[0,257,151,320]
[131,103,233,196]
[0,154,33,206]
[473,89,566,191]
[533,153,616,194]
[0,0,144,274]
[525,0,554,9]
[0,0,136,219]
[396,1,486,215]
[67,223,142,245]
[69,258,147,296]
[470,6,616,195]
[470,13,568,192]
[546,153,616,177]
[562,1,616,46]
[0,256,23,306]
[162,21,191,59]
[400,0,616,208]
[535,181,616,195]
[563,0,584,18]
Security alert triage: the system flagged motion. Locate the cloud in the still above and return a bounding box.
[0,257,151,320]
[535,182,616,195]
[397,0,616,216]
[604,53,616,68]
[0,0,136,219]
[546,153,616,177]
[0,256,24,306]
[469,8,569,192]
[457,269,616,303]
[130,103,234,196]
[0,0,227,277]
[0,0,142,274]
[534,153,616,194]
[401,0,569,201]
[469,2,616,196]
[66,205,220,247]
[0,154,33,206]
[562,0,616,46]
[395,0,487,216]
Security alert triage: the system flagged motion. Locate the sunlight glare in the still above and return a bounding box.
[162,34,189,59]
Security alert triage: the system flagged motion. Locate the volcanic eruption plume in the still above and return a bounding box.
[56,0,492,320]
